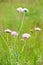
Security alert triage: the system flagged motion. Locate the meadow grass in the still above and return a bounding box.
[0,0,43,65]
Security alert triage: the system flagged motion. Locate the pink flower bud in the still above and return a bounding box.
[35,27,41,31]
[4,29,11,33]
[22,33,31,38]
[11,31,18,36]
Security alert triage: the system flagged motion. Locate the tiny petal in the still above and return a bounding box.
[22,33,31,38]
[35,27,41,31]
[11,31,18,36]
[4,29,11,33]
[17,7,24,12]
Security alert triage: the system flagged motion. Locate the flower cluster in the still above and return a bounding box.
[4,29,18,36]
[4,7,41,40]
[4,27,41,39]
[4,29,31,39]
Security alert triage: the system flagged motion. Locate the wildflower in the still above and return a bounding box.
[17,7,24,12]
[4,29,11,33]
[23,8,29,12]
[35,27,41,31]
[11,31,18,36]
[22,33,31,38]
[17,7,29,12]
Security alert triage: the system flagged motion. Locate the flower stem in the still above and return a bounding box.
[21,40,26,53]
[18,12,25,34]
[14,12,25,43]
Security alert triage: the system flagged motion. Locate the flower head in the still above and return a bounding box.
[35,27,41,31]
[17,7,24,12]
[4,29,11,33]
[22,33,31,38]
[23,8,29,12]
[11,31,18,36]
[17,7,29,12]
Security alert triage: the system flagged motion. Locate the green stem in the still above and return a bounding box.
[21,40,26,53]
[14,12,25,43]
[18,12,25,34]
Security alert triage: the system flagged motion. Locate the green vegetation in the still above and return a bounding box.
[0,0,43,65]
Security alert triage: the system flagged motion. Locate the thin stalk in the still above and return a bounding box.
[0,34,14,65]
[13,12,25,64]
[21,40,26,53]
[18,12,25,34]
[0,34,8,47]
[7,33,9,44]
[15,12,25,43]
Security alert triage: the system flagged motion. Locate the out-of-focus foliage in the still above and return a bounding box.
[0,0,13,2]
[0,0,7,2]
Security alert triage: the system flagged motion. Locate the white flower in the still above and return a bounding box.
[17,7,24,12]
[4,29,11,33]
[35,27,41,31]
[17,7,29,12]
[22,33,31,38]
[11,31,18,36]
[23,8,29,12]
